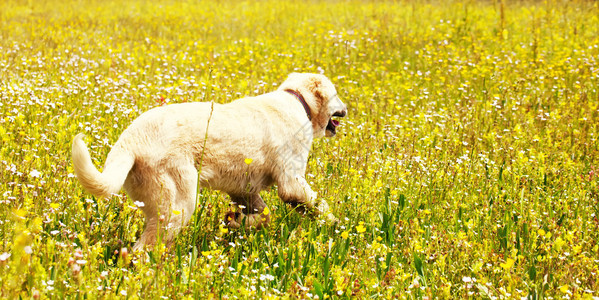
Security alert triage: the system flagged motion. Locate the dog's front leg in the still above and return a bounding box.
[278,175,336,222]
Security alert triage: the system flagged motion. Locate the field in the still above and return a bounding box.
[1,0,598,298]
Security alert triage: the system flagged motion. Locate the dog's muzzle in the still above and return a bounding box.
[326,109,348,136]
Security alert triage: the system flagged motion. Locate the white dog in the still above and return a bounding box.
[72,73,347,251]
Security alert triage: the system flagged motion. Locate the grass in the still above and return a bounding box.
[1,0,598,298]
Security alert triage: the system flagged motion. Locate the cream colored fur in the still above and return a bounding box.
[72,73,347,251]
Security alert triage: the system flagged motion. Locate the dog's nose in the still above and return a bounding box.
[333,108,347,118]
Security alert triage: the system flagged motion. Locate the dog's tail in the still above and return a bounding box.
[72,133,135,198]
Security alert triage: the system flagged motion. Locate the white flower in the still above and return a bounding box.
[462,276,473,283]
[133,201,145,207]
[29,170,41,178]
[0,252,10,261]
[260,274,275,281]
[24,246,32,254]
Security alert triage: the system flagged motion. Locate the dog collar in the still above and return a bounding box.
[285,89,311,120]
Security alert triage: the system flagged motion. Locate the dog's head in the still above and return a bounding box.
[278,73,348,138]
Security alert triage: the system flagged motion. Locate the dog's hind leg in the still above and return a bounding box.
[162,163,198,244]
[126,159,199,252]
[226,194,270,229]
[126,173,176,252]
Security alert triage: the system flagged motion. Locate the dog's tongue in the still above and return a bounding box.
[331,119,340,127]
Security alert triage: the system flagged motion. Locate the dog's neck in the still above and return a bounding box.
[284,89,311,120]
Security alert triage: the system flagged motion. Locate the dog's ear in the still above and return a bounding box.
[285,72,302,82]
[280,73,306,92]
[307,75,326,106]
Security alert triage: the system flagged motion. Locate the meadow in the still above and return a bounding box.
[1,0,598,298]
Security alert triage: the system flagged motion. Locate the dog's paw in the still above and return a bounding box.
[315,200,338,224]
[324,212,339,224]
[225,211,270,229]
[225,211,242,229]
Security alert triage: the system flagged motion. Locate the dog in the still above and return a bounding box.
[72,73,347,251]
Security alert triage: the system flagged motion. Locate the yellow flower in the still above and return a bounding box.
[15,209,27,218]
[244,158,253,165]
[50,203,60,209]
[356,222,366,233]
[262,207,269,216]
[219,224,228,234]
[172,210,181,215]
[341,231,349,239]
[500,258,515,270]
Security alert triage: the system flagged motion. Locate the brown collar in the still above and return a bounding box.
[285,89,311,120]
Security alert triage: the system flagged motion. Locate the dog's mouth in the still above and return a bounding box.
[326,110,347,136]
